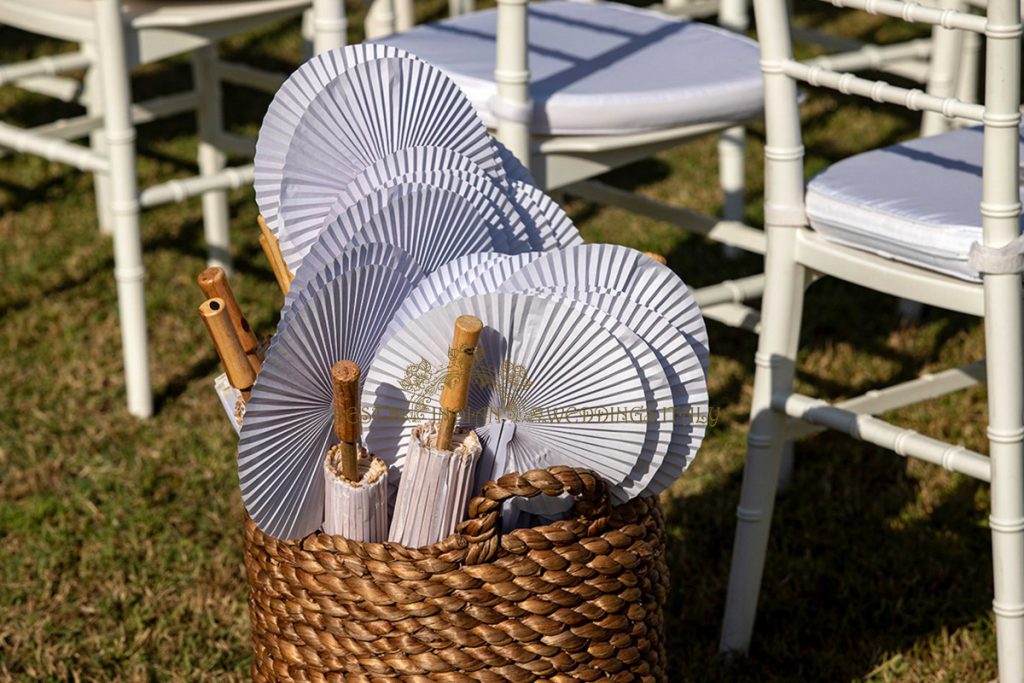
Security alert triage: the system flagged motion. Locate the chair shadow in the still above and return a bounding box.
[660,432,993,681]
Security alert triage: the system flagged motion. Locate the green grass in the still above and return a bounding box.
[0,4,999,681]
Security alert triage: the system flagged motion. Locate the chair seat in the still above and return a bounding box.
[376,0,763,136]
[0,0,310,41]
[806,126,1024,283]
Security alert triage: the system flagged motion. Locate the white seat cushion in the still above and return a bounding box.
[806,126,1024,282]
[376,1,763,136]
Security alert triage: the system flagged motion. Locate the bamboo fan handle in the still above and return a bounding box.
[199,298,257,397]
[437,315,483,451]
[257,215,294,295]
[331,360,361,482]
[197,267,260,372]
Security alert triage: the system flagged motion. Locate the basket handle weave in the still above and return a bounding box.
[455,466,611,565]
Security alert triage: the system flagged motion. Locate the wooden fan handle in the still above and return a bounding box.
[331,360,361,482]
[437,315,483,450]
[197,267,260,372]
[199,298,256,397]
[257,215,294,295]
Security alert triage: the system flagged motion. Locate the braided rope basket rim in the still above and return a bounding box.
[245,465,669,682]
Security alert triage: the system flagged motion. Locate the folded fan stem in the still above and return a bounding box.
[197,266,262,370]
[199,297,256,398]
[437,315,483,450]
[331,360,362,482]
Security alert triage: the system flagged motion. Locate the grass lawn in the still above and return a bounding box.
[0,3,1000,681]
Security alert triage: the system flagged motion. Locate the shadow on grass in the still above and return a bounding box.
[661,434,992,681]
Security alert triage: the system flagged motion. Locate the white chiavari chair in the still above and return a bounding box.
[0,0,346,417]
[372,0,771,337]
[718,0,1023,676]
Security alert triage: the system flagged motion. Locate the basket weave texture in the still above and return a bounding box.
[244,466,669,682]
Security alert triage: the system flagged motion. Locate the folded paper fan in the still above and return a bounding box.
[510,181,584,251]
[501,244,710,376]
[280,242,425,328]
[255,44,406,236]
[281,148,514,270]
[514,286,708,496]
[288,179,517,297]
[385,253,507,339]
[279,56,502,250]
[363,292,652,503]
[494,140,535,186]
[283,170,528,274]
[385,252,544,343]
[238,262,420,540]
[318,147,514,234]
[390,247,710,496]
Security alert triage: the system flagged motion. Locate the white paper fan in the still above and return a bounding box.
[501,244,710,376]
[510,181,583,251]
[516,285,708,496]
[318,147,511,232]
[385,252,510,341]
[283,169,529,273]
[493,138,535,186]
[280,242,425,327]
[278,56,501,248]
[254,44,407,236]
[385,252,544,342]
[363,292,652,501]
[385,251,709,496]
[289,179,516,296]
[238,262,421,540]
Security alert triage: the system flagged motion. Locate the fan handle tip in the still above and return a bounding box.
[331,360,362,482]
[437,315,483,450]
[196,267,260,372]
[257,215,294,295]
[643,251,667,266]
[199,297,256,398]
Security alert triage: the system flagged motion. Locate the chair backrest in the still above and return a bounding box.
[755,0,1021,251]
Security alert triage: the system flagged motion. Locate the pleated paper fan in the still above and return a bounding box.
[385,252,509,341]
[238,263,420,540]
[384,252,544,344]
[280,242,425,328]
[385,250,709,496]
[283,169,531,273]
[278,56,501,249]
[362,292,652,502]
[493,138,535,186]
[280,147,513,268]
[510,181,583,251]
[254,44,407,236]
[501,244,710,376]
[291,179,516,289]
[515,285,708,496]
[318,147,511,233]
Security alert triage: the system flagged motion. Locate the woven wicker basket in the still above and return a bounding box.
[244,466,669,682]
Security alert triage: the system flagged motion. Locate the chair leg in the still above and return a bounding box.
[718,0,749,32]
[84,55,113,235]
[311,0,347,55]
[984,275,1024,682]
[93,0,152,418]
[191,45,232,273]
[720,227,806,653]
[365,0,396,40]
[718,125,745,260]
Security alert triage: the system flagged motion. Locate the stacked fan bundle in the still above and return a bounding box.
[217,45,709,542]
